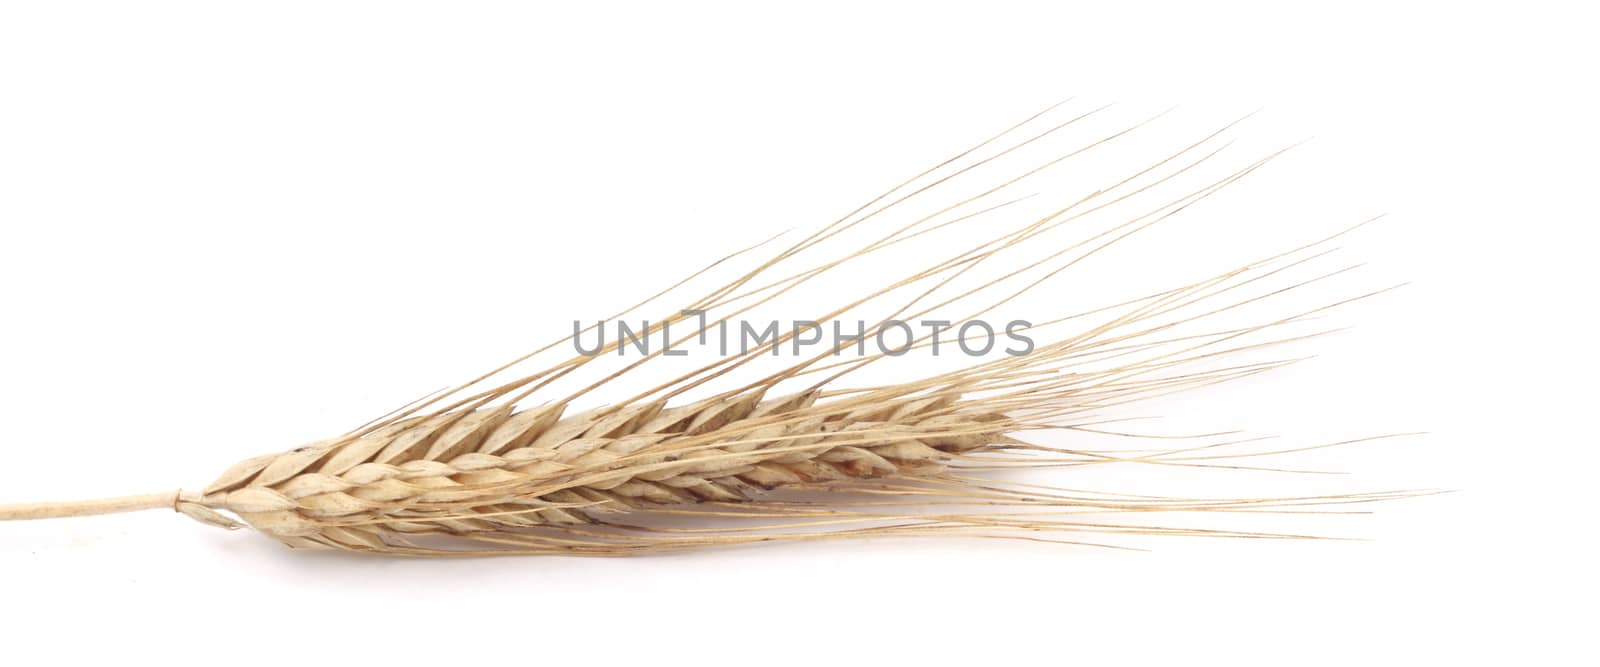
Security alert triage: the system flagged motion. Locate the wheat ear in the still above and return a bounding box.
[0,103,1423,555]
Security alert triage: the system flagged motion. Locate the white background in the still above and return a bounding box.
[1,2,1594,665]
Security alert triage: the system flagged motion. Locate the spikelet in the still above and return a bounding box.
[0,103,1420,555]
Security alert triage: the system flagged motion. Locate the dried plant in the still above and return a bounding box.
[0,103,1422,555]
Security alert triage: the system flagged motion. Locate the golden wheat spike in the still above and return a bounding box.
[0,103,1420,555]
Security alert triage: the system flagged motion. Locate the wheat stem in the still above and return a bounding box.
[0,491,180,521]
